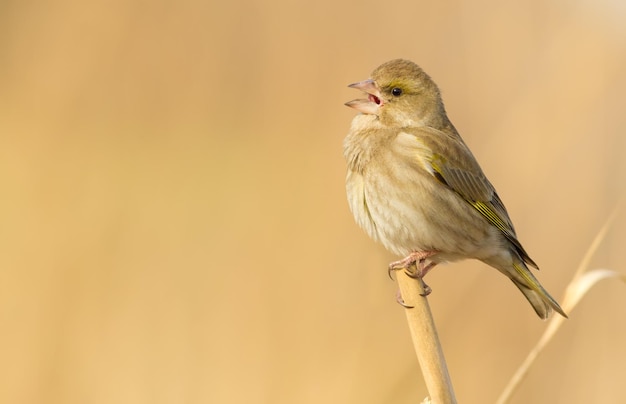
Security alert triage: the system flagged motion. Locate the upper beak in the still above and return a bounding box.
[345,79,382,115]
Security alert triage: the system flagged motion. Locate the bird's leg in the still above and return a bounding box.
[388,250,438,276]
[388,251,438,297]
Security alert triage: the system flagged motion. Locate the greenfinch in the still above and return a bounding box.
[344,59,566,319]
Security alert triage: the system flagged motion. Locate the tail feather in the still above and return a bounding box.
[510,279,552,319]
[511,261,567,319]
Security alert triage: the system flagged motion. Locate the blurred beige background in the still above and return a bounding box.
[1,1,626,403]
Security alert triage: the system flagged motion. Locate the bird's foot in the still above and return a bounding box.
[395,289,413,308]
[388,250,439,272]
[388,251,438,297]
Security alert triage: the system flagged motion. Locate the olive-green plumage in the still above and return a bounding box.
[344,59,566,319]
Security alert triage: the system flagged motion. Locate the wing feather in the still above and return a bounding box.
[405,127,538,269]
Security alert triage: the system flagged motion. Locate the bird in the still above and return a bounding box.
[343,59,566,319]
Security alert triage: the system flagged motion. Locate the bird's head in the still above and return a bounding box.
[345,59,445,128]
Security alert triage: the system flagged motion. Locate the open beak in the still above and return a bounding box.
[345,79,382,115]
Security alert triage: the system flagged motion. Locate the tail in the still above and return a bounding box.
[510,261,567,319]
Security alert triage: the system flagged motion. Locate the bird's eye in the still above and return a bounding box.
[391,87,403,96]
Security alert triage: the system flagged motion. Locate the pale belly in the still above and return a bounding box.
[346,166,503,263]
